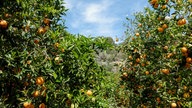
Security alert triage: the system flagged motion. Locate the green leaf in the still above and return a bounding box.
[53,72,57,79]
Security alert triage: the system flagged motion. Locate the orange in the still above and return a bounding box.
[4,13,11,18]
[136,58,140,63]
[161,5,167,9]
[156,97,161,103]
[145,71,149,75]
[39,103,46,108]
[27,60,32,65]
[170,102,177,108]
[166,53,173,58]
[150,0,158,5]
[157,27,164,32]
[177,20,182,25]
[34,38,39,44]
[33,90,40,97]
[37,27,46,34]
[43,18,50,25]
[0,20,8,28]
[61,48,65,52]
[186,57,192,63]
[141,63,145,67]
[183,85,188,91]
[23,101,31,108]
[36,77,44,85]
[161,69,169,74]
[163,46,168,50]
[135,33,140,37]
[123,72,128,77]
[128,55,133,60]
[177,19,186,25]
[181,47,188,53]
[185,63,191,68]
[86,90,93,96]
[162,24,168,29]
[54,42,59,48]
[138,23,142,27]
[154,3,159,8]
[183,92,190,98]
[181,19,186,25]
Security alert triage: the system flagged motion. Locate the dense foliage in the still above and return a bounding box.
[0,0,119,107]
[120,0,192,107]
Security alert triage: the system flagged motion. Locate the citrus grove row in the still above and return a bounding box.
[0,0,192,108]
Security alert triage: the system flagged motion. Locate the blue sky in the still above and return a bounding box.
[63,0,149,41]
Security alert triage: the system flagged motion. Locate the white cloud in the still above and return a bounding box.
[79,0,120,36]
[64,0,148,37]
[82,1,119,24]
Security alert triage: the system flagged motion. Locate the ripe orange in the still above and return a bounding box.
[30,104,35,108]
[0,20,8,28]
[157,17,161,21]
[141,63,145,67]
[54,57,60,61]
[150,0,158,5]
[181,19,186,25]
[33,90,40,97]
[43,18,50,25]
[135,33,140,37]
[161,69,169,74]
[161,5,167,9]
[183,85,188,91]
[163,46,168,50]
[156,97,161,103]
[34,38,39,44]
[170,102,177,108]
[86,90,93,96]
[166,53,173,58]
[181,47,188,53]
[138,23,142,27]
[123,72,128,77]
[183,92,190,98]
[54,42,59,48]
[134,49,138,53]
[136,58,140,63]
[37,27,46,34]
[146,61,150,65]
[27,60,32,65]
[177,20,182,25]
[177,19,186,25]
[128,55,133,60]
[186,57,192,63]
[39,103,46,108]
[145,71,149,75]
[4,13,11,18]
[36,77,44,85]
[186,63,191,68]
[154,3,159,8]
[162,24,168,29]
[61,48,65,53]
[23,101,31,108]
[158,27,164,32]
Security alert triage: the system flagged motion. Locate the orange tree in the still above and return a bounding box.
[0,0,116,107]
[120,0,192,107]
